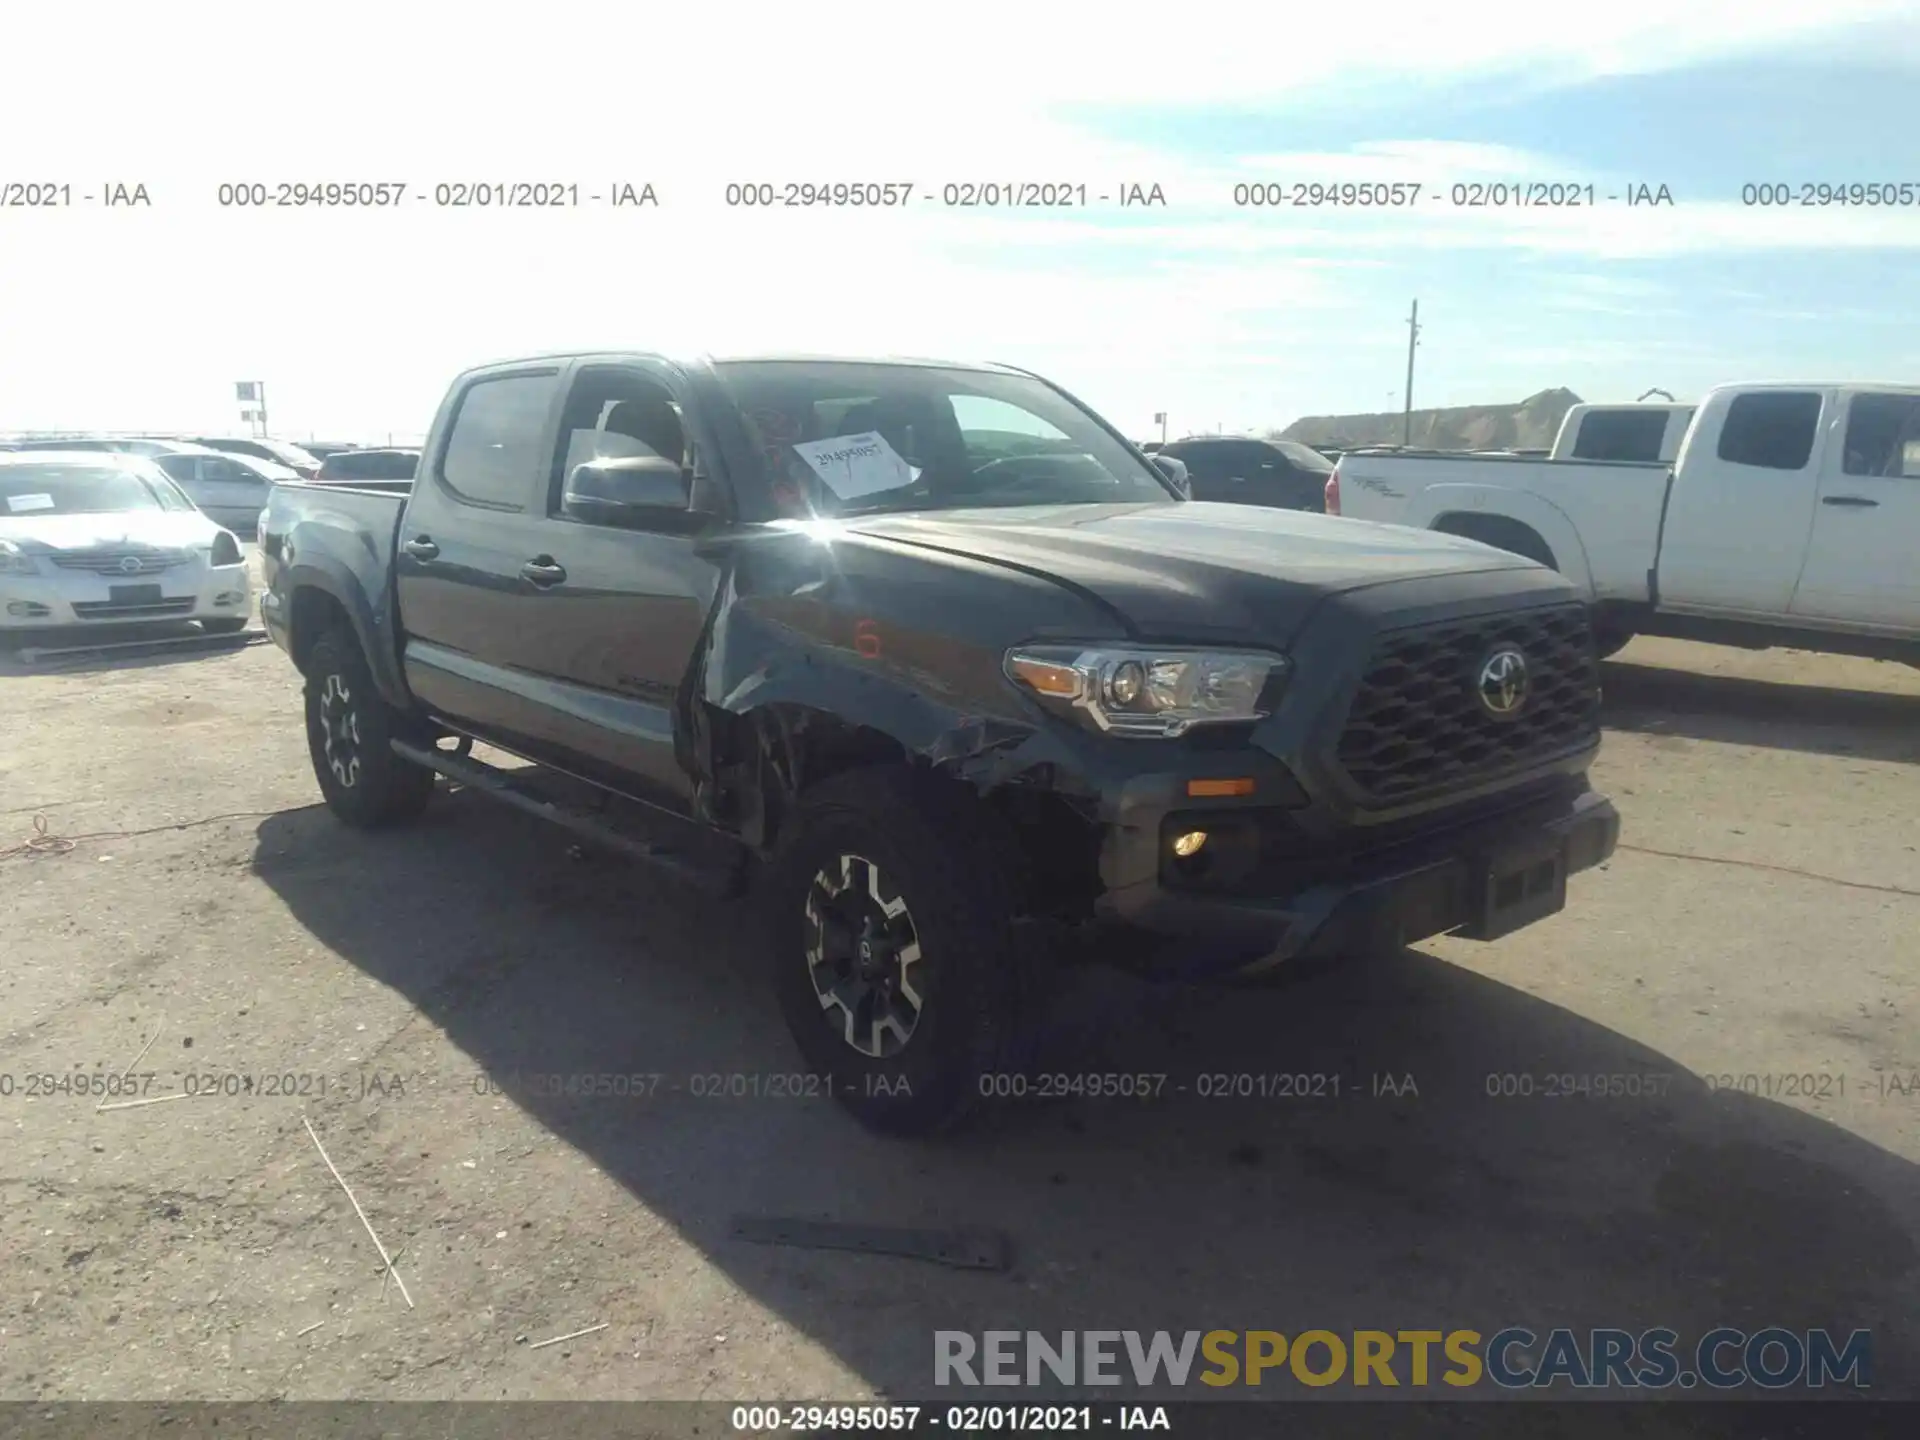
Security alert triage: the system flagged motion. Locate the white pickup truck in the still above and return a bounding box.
[1326,382,1920,660]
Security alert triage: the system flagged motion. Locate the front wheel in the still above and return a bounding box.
[303,628,436,828]
[764,766,1038,1137]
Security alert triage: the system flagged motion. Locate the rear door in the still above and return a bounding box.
[152,454,267,529]
[1653,390,1828,615]
[393,363,571,750]
[194,456,272,529]
[1789,389,1920,631]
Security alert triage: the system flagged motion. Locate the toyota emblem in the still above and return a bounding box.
[119,555,144,574]
[1475,646,1529,717]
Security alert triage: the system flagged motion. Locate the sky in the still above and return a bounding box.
[2,0,1918,444]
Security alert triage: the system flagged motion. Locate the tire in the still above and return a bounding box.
[201,617,248,635]
[763,765,1037,1137]
[303,628,436,829]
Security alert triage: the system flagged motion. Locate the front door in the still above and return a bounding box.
[160,455,269,530]
[510,362,727,813]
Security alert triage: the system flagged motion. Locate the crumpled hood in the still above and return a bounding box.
[841,501,1538,643]
[0,509,226,552]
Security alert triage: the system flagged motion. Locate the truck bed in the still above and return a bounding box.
[257,478,412,677]
[1332,449,1673,604]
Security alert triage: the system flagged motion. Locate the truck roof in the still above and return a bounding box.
[470,350,1028,376]
[1706,380,1920,395]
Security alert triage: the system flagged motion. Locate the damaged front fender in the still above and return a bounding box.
[707,601,1077,787]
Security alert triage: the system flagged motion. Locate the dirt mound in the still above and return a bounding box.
[1279,387,1583,452]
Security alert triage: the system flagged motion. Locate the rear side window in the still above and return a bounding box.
[440,373,559,509]
[323,450,418,481]
[1716,392,1821,471]
[1841,393,1920,478]
[1570,409,1672,463]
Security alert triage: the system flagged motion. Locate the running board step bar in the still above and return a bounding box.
[389,738,747,899]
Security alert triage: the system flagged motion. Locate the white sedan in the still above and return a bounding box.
[0,452,252,638]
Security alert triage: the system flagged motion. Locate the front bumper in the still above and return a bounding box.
[0,561,252,632]
[1092,782,1620,979]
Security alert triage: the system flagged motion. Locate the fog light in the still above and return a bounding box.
[7,601,51,618]
[1171,830,1209,858]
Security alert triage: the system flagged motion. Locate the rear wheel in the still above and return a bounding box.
[303,628,435,828]
[765,766,1037,1137]
[1435,516,1556,569]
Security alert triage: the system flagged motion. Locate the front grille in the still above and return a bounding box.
[50,548,190,575]
[1334,603,1599,805]
[70,598,197,619]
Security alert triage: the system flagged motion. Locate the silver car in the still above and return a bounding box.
[0,453,252,637]
[148,445,298,533]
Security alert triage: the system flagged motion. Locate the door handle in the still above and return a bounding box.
[520,558,567,587]
[1822,495,1879,508]
[402,536,440,559]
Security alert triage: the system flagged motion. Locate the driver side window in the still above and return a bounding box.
[948,394,1070,464]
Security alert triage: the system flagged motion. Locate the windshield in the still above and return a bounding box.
[713,361,1174,517]
[268,442,319,467]
[0,462,183,516]
[1275,440,1335,474]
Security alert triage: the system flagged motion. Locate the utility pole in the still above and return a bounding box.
[1402,300,1421,447]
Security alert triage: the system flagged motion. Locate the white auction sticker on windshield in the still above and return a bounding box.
[5,493,55,513]
[789,432,915,500]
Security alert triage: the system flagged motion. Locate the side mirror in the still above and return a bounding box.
[562,455,690,527]
[1151,454,1191,498]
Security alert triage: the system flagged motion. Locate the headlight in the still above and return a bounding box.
[1005,644,1286,737]
[209,531,243,566]
[0,541,38,575]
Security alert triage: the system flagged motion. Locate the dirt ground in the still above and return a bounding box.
[1,599,1916,1408]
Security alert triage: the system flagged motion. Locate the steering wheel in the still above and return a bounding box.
[951,454,1049,495]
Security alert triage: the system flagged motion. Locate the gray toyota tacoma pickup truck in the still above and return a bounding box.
[260,351,1621,1135]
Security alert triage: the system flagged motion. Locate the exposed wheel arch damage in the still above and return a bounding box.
[693,600,1099,907]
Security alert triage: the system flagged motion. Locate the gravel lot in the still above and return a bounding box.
[1,608,1916,1406]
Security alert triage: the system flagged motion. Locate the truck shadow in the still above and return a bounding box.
[1600,658,1920,764]
[250,793,1920,1402]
